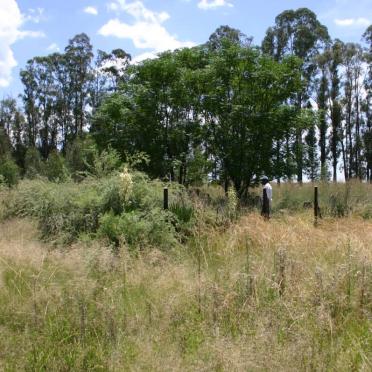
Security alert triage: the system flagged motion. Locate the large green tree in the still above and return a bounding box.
[362,26,372,182]
[262,8,330,182]
[92,32,302,196]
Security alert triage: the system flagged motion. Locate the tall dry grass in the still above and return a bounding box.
[268,180,372,218]
[0,210,371,370]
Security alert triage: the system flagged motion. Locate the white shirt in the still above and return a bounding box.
[263,183,272,202]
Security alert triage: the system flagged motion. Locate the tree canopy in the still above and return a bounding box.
[1,8,371,191]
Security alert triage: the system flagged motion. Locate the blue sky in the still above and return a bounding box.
[0,0,371,98]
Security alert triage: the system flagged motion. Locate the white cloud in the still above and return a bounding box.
[99,0,194,60]
[107,0,170,23]
[18,30,46,39]
[0,0,45,87]
[197,0,233,10]
[84,6,98,16]
[47,43,60,52]
[99,19,194,51]
[334,17,370,27]
[334,18,354,26]
[0,0,23,87]
[23,7,45,23]
[131,51,158,64]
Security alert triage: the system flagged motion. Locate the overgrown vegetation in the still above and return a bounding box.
[0,209,370,370]
[266,181,372,219]
[1,175,189,248]
[0,168,371,370]
[1,173,372,248]
[1,9,371,193]
[0,4,371,370]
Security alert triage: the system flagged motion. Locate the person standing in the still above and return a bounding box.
[261,176,272,219]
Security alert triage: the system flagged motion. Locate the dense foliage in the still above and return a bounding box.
[0,8,371,194]
[1,171,194,247]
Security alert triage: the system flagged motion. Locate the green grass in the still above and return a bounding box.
[0,210,371,370]
[247,180,372,219]
[0,179,371,370]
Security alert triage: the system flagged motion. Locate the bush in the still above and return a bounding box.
[2,171,181,247]
[24,147,43,179]
[360,204,372,219]
[43,151,69,182]
[90,147,122,178]
[0,174,6,187]
[0,156,20,187]
[98,209,177,249]
[65,136,97,180]
[170,202,194,224]
[3,179,102,244]
[266,181,372,218]
[274,187,304,211]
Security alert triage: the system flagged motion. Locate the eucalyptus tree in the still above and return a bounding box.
[362,26,372,181]
[326,40,343,182]
[207,25,252,50]
[0,98,25,175]
[20,34,95,156]
[65,33,94,136]
[304,122,319,181]
[0,98,17,137]
[89,49,131,114]
[0,97,27,168]
[49,52,73,152]
[314,52,329,179]
[0,98,17,156]
[0,126,11,158]
[21,56,56,157]
[20,61,39,148]
[342,43,364,179]
[262,8,330,182]
[10,107,26,168]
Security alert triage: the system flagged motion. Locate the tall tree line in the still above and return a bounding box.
[0,9,371,192]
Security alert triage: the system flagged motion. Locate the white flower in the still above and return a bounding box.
[119,167,133,201]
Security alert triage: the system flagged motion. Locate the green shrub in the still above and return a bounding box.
[170,202,194,224]
[0,156,20,187]
[361,205,372,219]
[90,147,122,178]
[268,181,372,218]
[3,179,104,244]
[43,151,69,182]
[328,193,349,217]
[98,209,177,249]
[96,212,122,246]
[65,136,97,180]
[0,174,6,187]
[275,187,304,211]
[24,147,43,179]
[3,172,182,247]
[128,172,163,211]
[100,176,124,215]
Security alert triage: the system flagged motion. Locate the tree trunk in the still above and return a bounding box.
[341,139,348,181]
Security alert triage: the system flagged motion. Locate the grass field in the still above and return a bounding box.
[0,191,371,370]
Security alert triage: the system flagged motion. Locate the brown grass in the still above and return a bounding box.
[0,212,371,371]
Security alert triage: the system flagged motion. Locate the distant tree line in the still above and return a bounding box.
[0,8,371,195]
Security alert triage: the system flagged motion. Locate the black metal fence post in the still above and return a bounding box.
[314,186,318,226]
[163,187,169,210]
